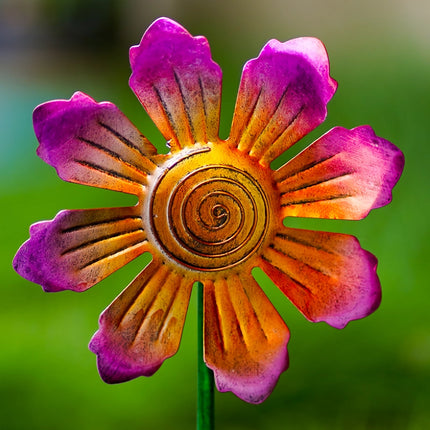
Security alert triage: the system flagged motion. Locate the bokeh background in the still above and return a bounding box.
[1,1,429,429]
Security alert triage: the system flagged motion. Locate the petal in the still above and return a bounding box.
[229,37,337,165]
[129,17,222,149]
[89,260,193,382]
[13,206,149,292]
[259,227,381,329]
[34,92,158,195]
[274,126,405,220]
[204,273,289,404]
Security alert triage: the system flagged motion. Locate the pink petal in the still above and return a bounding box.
[34,92,158,195]
[274,126,405,220]
[259,227,381,329]
[13,206,149,292]
[89,260,193,382]
[229,37,337,165]
[129,17,222,150]
[204,273,289,403]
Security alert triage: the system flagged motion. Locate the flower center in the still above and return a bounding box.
[147,145,272,272]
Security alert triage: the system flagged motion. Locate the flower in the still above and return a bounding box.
[13,17,404,404]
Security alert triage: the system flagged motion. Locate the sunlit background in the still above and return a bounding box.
[1,1,429,429]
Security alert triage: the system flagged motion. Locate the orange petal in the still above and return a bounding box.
[89,260,193,382]
[274,126,404,220]
[259,227,381,329]
[204,273,289,403]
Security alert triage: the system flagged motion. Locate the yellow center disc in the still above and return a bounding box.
[148,145,273,272]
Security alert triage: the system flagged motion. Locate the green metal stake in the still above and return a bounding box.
[197,281,214,430]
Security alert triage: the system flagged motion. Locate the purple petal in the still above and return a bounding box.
[229,37,337,165]
[129,17,222,150]
[34,91,158,195]
[13,206,148,292]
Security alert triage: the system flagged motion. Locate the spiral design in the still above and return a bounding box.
[149,149,269,271]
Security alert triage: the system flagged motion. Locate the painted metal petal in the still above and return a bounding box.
[274,126,405,220]
[34,91,158,195]
[129,17,222,150]
[229,37,337,165]
[203,273,290,404]
[89,260,193,382]
[13,206,148,292]
[259,227,381,329]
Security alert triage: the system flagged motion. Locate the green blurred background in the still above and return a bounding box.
[1,1,429,429]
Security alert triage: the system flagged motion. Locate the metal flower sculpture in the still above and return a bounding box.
[14,18,404,404]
